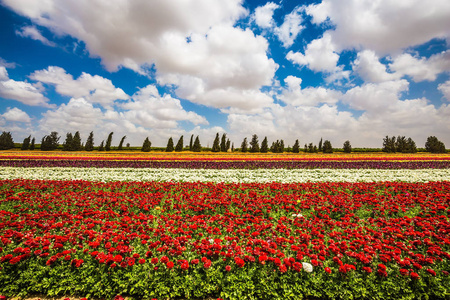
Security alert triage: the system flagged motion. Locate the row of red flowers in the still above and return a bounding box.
[0,179,449,299]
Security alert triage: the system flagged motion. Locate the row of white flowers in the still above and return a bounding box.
[0,167,449,183]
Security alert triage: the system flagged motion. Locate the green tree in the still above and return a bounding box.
[323,140,333,153]
[382,136,396,153]
[318,138,323,152]
[85,132,94,152]
[220,133,227,152]
[189,134,194,151]
[226,139,231,152]
[141,137,151,152]
[343,140,352,153]
[166,137,174,152]
[260,137,268,153]
[105,132,113,151]
[250,134,259,153]
[241,137,248,153]
[175,135,184,152]
[192,136,201,152]
[405,137,417,153]
[0,131,15,150]
[62,133,73,151]
[21,135,31,150]
[98,140,105,151]
[29,137,35,150]
[212,133,220,152]
[40,132,59,151]
[425,136,446,153]
[292,139,300,153]
[72,131,82,151]
[395,136,407,153]
[280,140,285,153]
[308,143,314,153]
[118,136,126,151]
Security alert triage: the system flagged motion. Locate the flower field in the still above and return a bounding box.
[0,152,449,300]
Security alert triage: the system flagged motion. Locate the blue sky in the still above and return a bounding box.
[0,0,449,148]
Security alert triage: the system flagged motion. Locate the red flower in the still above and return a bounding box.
[325,267,332,274]
[225,265,231,272]
[399,269,409,276]
[410,272,420,280]
[426,269,436,276]
[161,256,169,263]
[151,257,158,264]
[279,264,287,273]
[166,261,174,269]
[113,254,123,263]
[139,258,146,264]
[191,259,199,265]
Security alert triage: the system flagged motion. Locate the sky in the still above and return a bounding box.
[0,0,449,148]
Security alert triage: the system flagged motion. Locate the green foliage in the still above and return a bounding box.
[260,137,268,153]
[21,135,31,150]
[105,132,113,151]
[292,139,300,153]
[343,140,352,153]
[98,140,105,151]
[29,137,35,150]
[318,138,323,152]
[141,137,151,152]
[165,137,174,152]
[212,133,220,152]
[425,136,446,153]
[241,137,248,153]
[192,136,201,152]
[62,133,73,151]
[117,136,126,151]
[0,131,15,150]
[84,132,94,152]
[40,132,60,151]
[270,140,284,153]
[189,134,194,151]
[220,133,228,152]
[250,134,260,153]
[322,140,333,153]
[175,136,184,152]
[382,136,396,153]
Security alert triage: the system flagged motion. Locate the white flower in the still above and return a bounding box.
[302,262,313,273]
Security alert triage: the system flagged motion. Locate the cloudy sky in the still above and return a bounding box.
[0,0,449,148]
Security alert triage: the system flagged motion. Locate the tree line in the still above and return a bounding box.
[0,131,447,153]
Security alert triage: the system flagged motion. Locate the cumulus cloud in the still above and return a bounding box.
[0,66,53,107]
[2,107,31,123]
[353,50,400,83]
[253,2,279,28]
[120,85,208,129]
[279,76,341,106]
[389,50,450,82]
[305,0,450,55]
[15,26,56,47]
[438,80,450,101]
[30,66,128,107]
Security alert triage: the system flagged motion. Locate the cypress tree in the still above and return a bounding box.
[226,139,231,152]
[63,133,73,151]
[280,140,285,153]
[72,131,82,151]
[260,137,268,153]
[292,139,300,153]
[249,134,259,153]
[318,138,323,152]
[425,136,446,153]
[118,136,126,151]
[241,138,248,153]
[189,134,194,151]
[192,136,201,152]
[175,135,184,152]
[105,132,113,151]
[166,137,174,152]
[141,137,151,152]
[85,132,94,152]
[98,140,105,151]
[29,137,35,150]
[220,133,227,152]
[21,135,31,150]
[212,133,220,152]
[40,132,59,151]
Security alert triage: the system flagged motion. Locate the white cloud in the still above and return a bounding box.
[305,0,450,55]
[353,50,400,83]
[389,50,450,82]
[30,66,128,107]
[120,85,208,129]
[15,26,56,47]
[274,7,304,48]
[287,33,349,82]
[438,80,450,101]
[2,107,31,123]
[253,2,279,28]
[279,75,342,106]
[0,66,53,107]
